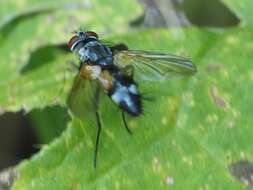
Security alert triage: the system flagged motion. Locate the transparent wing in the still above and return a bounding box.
[113,50,197,81]
[67,66,99,120]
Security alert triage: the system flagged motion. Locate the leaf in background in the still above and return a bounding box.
[221,0,253,26]
[10,27,253,189]
[0,0,141,29]
[28,106,69,144]
[0,0,142,112]
[0,0,83,26]
[1,0,253,189]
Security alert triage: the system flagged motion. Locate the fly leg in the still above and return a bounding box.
[93,85,102,168]
[122,111,132,135]
[94,110,102,168]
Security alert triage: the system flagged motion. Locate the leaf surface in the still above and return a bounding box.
[11,28,253,190]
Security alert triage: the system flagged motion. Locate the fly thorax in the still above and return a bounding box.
[82,41,113,66]
[77,47,87,62]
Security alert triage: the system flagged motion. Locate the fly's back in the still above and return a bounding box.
[83,41,113,66]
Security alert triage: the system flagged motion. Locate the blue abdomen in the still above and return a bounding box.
[109,74,142,116]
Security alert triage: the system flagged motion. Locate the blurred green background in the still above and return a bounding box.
[0,0,252,189]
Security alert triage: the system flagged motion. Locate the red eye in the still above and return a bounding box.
[68,35,79,51]
[86,31,99,39]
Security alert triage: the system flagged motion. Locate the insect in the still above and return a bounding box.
[67,30,197,168]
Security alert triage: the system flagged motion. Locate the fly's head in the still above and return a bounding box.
[68,31,99,62]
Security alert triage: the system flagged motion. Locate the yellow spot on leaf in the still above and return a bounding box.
[248,70,253,81]
[152,157,161,173]
[206,114,218,124]
[115,181,121,190]
[209,86,230,110]
[16,0,27,9]
[129,121,137,129]
[104,129,115,139]
[226,36,239,46]
[183,92,195,107]
[227,121,235,128]
[161,117,167,125]
[167,97,178,111]
[196,153,206,160]
[182,156,193,167]
[232,109,240,118]
[222,69,229,79]
[240,152,246,159]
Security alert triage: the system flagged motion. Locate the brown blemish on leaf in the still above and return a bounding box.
[205,63,224,73]
[229,160,253,188]
[0,167,19,190]
[152,157,161,173]
[209,86,229,109]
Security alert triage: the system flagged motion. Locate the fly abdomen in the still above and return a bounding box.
[109,76,142,116]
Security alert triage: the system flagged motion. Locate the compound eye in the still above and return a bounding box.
[85,31,99,39]
[68,35,79,51]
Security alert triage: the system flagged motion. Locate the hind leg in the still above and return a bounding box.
[121,111,132,135]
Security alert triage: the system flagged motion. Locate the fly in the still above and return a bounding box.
[67,31,197,168]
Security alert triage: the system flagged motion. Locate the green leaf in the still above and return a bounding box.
[11,27,252,189]
[28,106,69,143]
[221,0,253,26]
[0,0,141,29]
[0,0,142,112]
